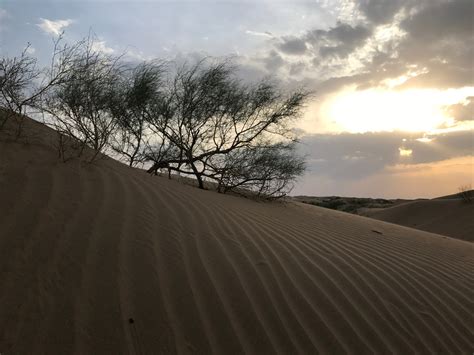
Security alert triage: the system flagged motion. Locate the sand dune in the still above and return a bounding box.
[366,199,474,242]
[1,116,473,354]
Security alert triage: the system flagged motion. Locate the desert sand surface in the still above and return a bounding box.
[1,116,473,354]
[366,199,474,242]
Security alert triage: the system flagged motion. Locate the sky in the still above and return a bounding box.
[1,0,473,198]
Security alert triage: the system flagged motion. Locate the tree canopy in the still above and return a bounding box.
[0,36,310,198]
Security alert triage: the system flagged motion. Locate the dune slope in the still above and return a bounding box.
[1,117,473,354]
[367,199,474,242]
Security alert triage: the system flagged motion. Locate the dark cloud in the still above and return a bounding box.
[396,0,474,89]
[357,0,417,24]
[308,23,371,50]
[398,65,473,90]
[277,36,307,55]
[262,49,285,72]
[314,23,372,59]
[362,0,473,90]
[300,132,401,179]
[400,0,472,41]
[289,61,306,76]
[404,131,473,163]
[276,22,372,59]
[267,0,473,97]
[299,130,473,180]
[445,97,474,122]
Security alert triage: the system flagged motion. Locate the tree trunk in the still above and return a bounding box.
[190,162,204,189]
[146,163,157,174]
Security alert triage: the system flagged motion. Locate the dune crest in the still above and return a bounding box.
[1,117,473,354]
[366,199,474,242]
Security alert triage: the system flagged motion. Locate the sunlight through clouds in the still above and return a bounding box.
[323,86,474,133]
[399,147,412,157]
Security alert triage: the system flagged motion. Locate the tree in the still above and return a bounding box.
[0,44,40,117]
[0,35,79,130]
[2,38,308,197]
[145,60,309,197]
[458,184,473,203]
[109,61,165,167]
[214,142,306,198]
[42,35,124,161]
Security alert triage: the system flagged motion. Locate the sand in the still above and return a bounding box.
[1,115,473,354]
[366,199,474,242]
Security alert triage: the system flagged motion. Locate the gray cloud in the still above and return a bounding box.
[396,0,474,89]
[359,0,473,91]
[289,61,307,76]
[357,0,413,24]
[277,36,307,55]
[277,22,372,59]
[445,97,474,122]
[262,49,285,72]
[299,130,473,181]
[308,22,371,51]
[246,30,274,38]
[400,0,472,41]
[263,0,473,98]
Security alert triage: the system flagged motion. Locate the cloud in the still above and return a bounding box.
[298,129,474,181]
[444,97,474,122]
[24,45,36,55]
[91,40,115,55]
[245,30,274,38]
[400,0,472,41]
[294,155,473,199]
[247,0,471,104]
[357,0,414,24]
[294,128,473,197]
[277,36,307,55]
[261,50,285,72]
[395,0,473,89]
[37,18,74,36]
[276,21,372,59]
[308,22,372,58]
[353,0,473,90]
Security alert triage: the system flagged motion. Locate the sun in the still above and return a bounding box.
[323,87,474,133]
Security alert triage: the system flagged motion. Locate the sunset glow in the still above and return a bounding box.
[324,87,474,133]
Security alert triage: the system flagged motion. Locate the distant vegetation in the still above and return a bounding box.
[0,34,310,199]
[294,196,395,214]
[458,184,473,204]
[297,189,474,215]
